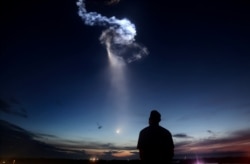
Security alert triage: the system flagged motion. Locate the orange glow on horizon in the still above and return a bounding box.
[112,150,134,158]
[84,148,136,159]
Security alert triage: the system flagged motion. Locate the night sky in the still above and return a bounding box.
[1,0,250,160]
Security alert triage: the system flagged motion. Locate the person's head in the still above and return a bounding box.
[149,110,161,125]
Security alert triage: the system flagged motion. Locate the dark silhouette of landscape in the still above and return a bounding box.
[1,120,249,164]
[0,157,250,164]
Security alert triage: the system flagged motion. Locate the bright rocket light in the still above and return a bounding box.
[116,129,121,134]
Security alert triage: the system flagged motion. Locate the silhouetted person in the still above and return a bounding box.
[137,110,174,164]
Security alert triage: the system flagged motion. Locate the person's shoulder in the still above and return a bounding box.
[141,126,150,131]
[159,126,172,134]
[140,126,150,133]
[159,125,168,130]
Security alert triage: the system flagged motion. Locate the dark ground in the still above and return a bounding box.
[0,157,250,164]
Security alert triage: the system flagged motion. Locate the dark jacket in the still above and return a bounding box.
[137,124,174,163]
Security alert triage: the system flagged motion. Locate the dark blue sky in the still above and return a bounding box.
[1,0,250,159]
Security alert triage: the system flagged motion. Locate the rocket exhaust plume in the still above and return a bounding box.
[76,0,149,64]
[76,0,148,123]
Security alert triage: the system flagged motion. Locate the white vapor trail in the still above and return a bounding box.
[76,0,147,128]
[76,0,149,63]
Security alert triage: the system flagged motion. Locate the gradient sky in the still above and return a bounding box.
[1,0,250,160]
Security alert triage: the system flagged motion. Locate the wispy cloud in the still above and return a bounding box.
[34,132,59,139]
[0,120,87,158]
[206,130,219,138]
[33,132,137,159]
[0,98,28,118]
[173,133,193,139]
[174,128,250,157]
[207,130,213,134]
[102,150,138,159]
[49,139,136,152]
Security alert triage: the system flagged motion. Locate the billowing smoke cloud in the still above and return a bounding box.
[76,0,149,64]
